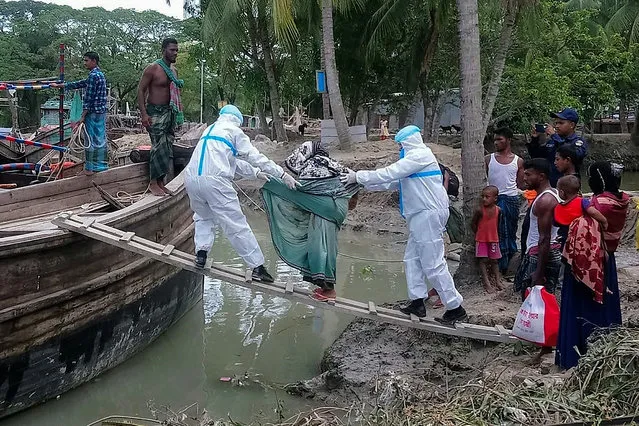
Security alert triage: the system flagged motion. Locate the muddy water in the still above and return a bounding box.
[5,212,413,426]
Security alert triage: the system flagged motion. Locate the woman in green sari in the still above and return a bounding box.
[261,141,359,301]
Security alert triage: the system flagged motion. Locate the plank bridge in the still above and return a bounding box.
[52,212,519,345]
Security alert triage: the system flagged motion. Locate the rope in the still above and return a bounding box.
[337,252,403,263]
[67,122,91,153]
[232,180,405,263]
[233,181,266,213]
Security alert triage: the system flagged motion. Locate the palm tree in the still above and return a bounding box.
[203,0,288,141]
[321,0,352,149]
[271,0,354,149]
[366,0,453,140]
[455,0,487,281]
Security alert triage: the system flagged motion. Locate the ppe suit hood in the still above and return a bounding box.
[395,125,424,152]
[219,104,243,127]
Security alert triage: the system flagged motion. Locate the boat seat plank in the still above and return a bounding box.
[0,202,110,235]
[51,213,523,345]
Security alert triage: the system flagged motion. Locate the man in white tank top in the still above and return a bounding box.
[513,159,562,299]
[485,128,524,275]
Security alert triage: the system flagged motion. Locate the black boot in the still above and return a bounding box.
[252,265,274,283]
[437,306,468,325]
[399,298,427,318]
[194,250,207,268]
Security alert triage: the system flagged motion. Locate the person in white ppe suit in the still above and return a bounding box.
[184,104,299,282]
[340,125,467,324]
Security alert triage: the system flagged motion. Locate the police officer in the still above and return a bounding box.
[528,108,587,187]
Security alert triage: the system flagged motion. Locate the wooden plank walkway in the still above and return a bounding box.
[52,212,520,344]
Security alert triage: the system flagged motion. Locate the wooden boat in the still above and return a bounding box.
[0,162,202,419]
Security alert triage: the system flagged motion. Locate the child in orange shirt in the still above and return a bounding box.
[555,175,608,250]
[471,186,505,293]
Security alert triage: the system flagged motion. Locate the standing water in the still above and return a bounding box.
[4,212,411,426]
[583,171,639,193]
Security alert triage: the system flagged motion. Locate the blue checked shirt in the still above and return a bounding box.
[65,67,107,114]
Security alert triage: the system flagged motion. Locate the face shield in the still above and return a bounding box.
[395,125,423,158]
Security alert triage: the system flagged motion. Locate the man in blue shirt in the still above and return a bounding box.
[527,108,587,187]
[52,51,109,174]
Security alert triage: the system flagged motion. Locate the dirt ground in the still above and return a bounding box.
[235,136,639,414]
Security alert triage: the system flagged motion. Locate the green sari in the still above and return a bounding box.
[261,177,359,289]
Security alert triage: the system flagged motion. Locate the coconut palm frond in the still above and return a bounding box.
[271,0,299,48]
[605,3,639,34]
[365,0,416,64]
[630,8,639,43]
[334,0,366,15]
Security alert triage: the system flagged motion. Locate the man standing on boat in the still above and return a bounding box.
[137,38,184,196]
[184,104,299,282]
[51,51,108,175]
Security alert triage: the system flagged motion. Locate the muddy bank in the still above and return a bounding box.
[287,265,639,411]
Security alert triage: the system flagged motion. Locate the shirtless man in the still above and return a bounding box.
[137,38,180,196]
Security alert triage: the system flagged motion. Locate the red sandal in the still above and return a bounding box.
[310,290,336,302]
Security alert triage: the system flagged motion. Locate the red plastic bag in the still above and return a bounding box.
[512,285,560,346]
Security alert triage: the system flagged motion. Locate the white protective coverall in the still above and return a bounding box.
[355,125,463,309]
[184,105,284,268]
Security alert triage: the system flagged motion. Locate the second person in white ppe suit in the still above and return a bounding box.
[184,104,299,282]
[340,125,467,324]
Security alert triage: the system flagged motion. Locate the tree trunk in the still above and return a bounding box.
[454,0,487,283]
[322,0,352,149]
[420,76,437,143]
[431,93,443,145]
[261,39,288,142]
[420,7,441,76]
[348,89,361,125]
[256,100,269,135]
[481,0,517,133]
[366,103,377,138]
[619,98,628,133]
[320,26,331,120]
[417,7,441,144]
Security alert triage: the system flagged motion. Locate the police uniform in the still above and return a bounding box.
[527,108,588,187]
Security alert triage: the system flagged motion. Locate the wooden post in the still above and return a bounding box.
[7,92,18,137]
[58,44,65,164]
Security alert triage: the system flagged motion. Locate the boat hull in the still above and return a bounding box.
[0,163,203,419]
[0,269,202,418]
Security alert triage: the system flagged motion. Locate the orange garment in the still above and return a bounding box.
[523,190,537,206]
[554,197,585,226]
[475,206,500,243]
